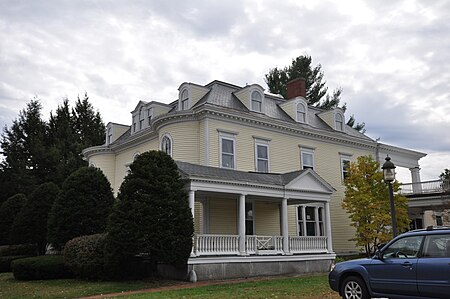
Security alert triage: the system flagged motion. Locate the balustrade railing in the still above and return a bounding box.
[289,236,328,253]
[194,234,328,256]
[399,179,450,195]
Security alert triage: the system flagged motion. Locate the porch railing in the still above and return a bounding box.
[195,234,239,256]
[289,236,328,253]
[399,179,450,195]
[194,234,328,256]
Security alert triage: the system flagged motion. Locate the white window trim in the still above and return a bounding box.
[219,131,236,169]
[300,147,315,170]
[179,88,190,111]
[254,138,270,173]
[335,112,344,131]
[296,102,307,123]
[296,204,324,236]
[250,89,264,113]
[107,127,113,145]
[340,153,352,182]
[160,133,173,157]
[147,107,153,126]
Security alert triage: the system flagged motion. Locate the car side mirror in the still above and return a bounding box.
[374,250,383,260]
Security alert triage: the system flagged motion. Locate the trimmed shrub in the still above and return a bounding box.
[0,244,37,256]
[11,255,72,280]
[47,167,115,249]
[64,234,107,279]
[0,255,31,273]
[10,183,60,255]
[0,194,27,245]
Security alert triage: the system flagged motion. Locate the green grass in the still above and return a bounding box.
[0,272,339,299]
[0,272,175,299]
[120,275,340,299]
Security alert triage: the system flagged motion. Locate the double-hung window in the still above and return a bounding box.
[335,113,344,131]
[255,138,269,173]
[251,91,262,112]
[181,89,189,110]
[139,107,144,130]
[297,205,324,236]
[340,154,352,182]
[300,147,314,170]
[296,103,306,123]
[161,134,172,157]
[147,108,153,126]
[219,132,236,169]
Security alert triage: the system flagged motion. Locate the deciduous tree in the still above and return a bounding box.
[342,155,410,256]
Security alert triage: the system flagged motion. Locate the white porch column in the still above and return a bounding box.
[238,194,246,255]
[189,190,196,257]
[188,190,195,219]
[281,198,290,254]
[410,167,422,193]
[324,202,333,253]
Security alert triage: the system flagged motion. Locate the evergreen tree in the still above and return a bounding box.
[73,93,105,152]
[48,100,81,185]
[10,183,60,254]
[342,156,410,256]
[0,99,51,196]
[105,151,194,278]
[47,167,114,248]
[265,55,365,132]
[0,193,27,245]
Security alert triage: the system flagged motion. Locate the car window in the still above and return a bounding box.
[382,236,423,259]
[422,234,450,258]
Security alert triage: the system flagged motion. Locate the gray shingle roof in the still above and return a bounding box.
[176,160,305,186]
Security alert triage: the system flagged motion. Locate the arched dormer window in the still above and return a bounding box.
[296,102,306,123]
[160,134,173,157]
[251,90,262,112]
[181,89,189,110]
[335,113,344,131]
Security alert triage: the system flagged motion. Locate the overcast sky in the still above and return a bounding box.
[1,0,449,182]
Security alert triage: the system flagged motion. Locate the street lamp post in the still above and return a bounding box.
[382,155,397,237]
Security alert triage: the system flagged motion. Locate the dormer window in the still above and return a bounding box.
[139,107,145,130]
[132,115,137,133]
[296,103,306,123]
[147,108,153,125]
[251,91,262,112]
[181,89,189,110]
[335,113,344,131]
[107,127,112,144]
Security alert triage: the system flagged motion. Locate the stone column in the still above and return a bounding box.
[324,202,333,253]
[281,198,291,254]
[238,194,246,255]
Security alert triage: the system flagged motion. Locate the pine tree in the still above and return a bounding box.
[265,55,365,132]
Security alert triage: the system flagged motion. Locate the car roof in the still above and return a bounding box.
[400,226,450,237]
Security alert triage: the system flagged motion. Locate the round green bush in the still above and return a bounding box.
[11,255,73,280]
[64,234,107,280]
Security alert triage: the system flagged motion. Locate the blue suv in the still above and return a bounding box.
[329,227,450,299]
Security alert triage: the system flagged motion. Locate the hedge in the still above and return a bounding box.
[11,255,73,280]
[0,255,31,273]
[0,244,37,257]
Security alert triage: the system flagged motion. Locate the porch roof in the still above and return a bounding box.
[176,161,335,201]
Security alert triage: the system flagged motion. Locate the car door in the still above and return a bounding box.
[417,234,450,298]
[368,235,423,297]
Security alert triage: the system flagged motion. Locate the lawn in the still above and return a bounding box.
[0,272,340,299]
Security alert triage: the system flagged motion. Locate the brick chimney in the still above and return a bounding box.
[286,78,306,99]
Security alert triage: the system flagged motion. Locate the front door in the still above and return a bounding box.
[368,235,423,297]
